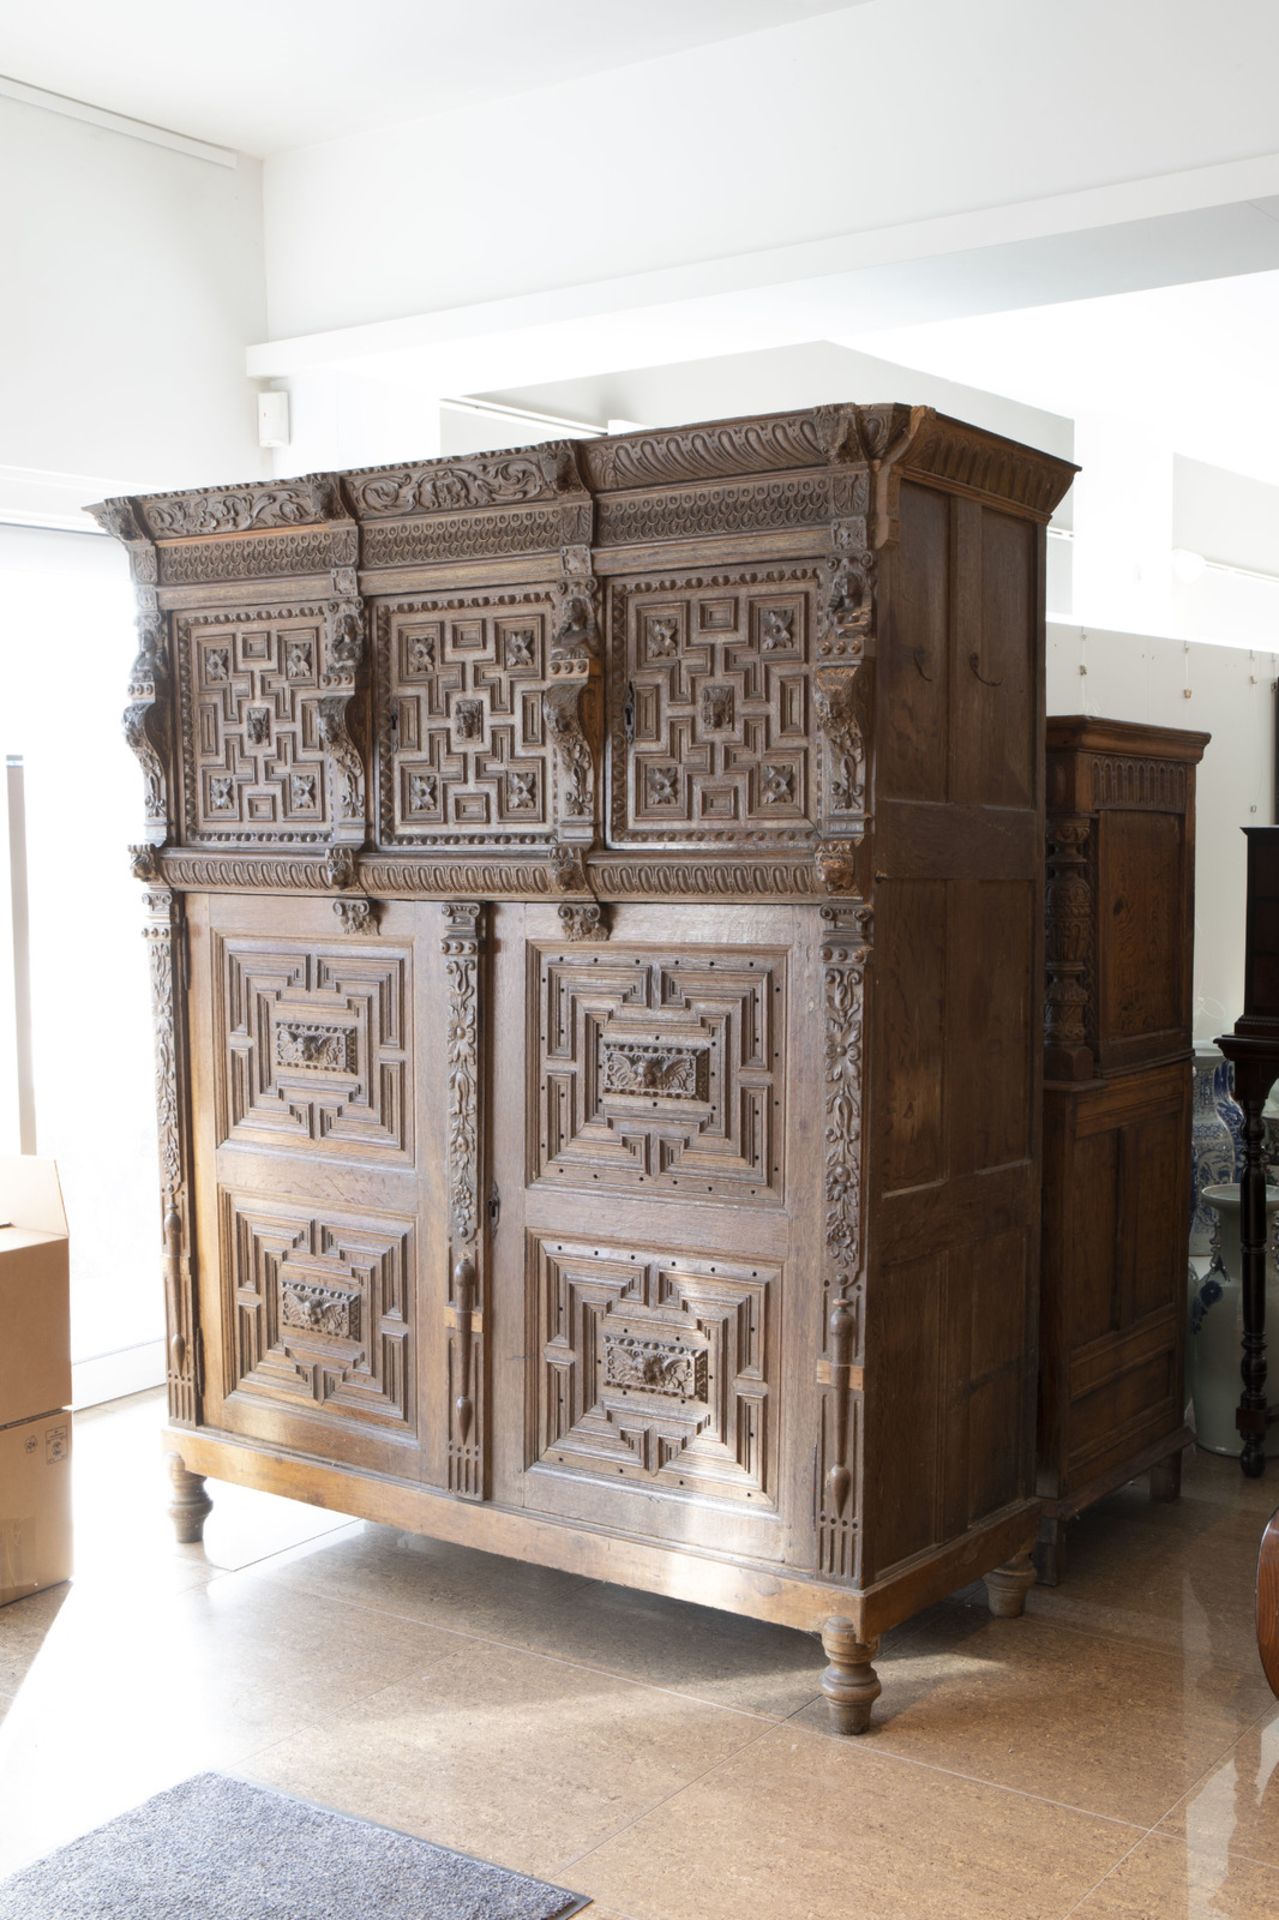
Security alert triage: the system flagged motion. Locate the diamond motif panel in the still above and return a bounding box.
[215,938,411,1161]
[375,592,557,846]
[222,1190,413,1432]
[608,569,824,845]
[177,607,331,841]
[532,945,786,1206]
[532,1235,777,1505]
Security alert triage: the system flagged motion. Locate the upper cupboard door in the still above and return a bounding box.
[605,564,848,850]
[174,602,363,847]
[371,587,587,850]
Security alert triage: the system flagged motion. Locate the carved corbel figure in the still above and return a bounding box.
[121,609,172,840]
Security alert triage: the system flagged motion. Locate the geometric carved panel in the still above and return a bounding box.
[215,938,411,1161]
[374,591,557,846]
[177,606,331,842]
[532,1235,777,1506]
[532,945,786,1206]
[607,567,826,845]
[221,1190,413,1432]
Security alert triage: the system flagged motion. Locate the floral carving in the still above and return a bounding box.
[814,664,869,817]
[347,445,579,518]
[140,480,330,539]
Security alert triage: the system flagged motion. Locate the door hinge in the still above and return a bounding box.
[623,681,635,743]
[488,1179,501,1237]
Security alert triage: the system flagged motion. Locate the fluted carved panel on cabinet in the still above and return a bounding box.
[214,938,411,1161]
[531,1235,777,1508]
[531,945,786,1204]
[221,1190,414,1432]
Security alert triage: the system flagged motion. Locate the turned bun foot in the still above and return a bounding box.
[984,1549,1036,1619]
[167,1456,212,1544]
[820,1618,881,1735]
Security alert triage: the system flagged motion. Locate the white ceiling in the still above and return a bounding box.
[0,0,865,156]
[842,267,1279,489]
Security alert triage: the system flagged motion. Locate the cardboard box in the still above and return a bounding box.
[0,1411,73,1606]
[0,1157,71,1427]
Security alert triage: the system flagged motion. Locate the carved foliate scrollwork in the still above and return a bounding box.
[441,902,487,1497]
[141,886,198,1426]
[817,901,872,1579]
[346,443,581,518]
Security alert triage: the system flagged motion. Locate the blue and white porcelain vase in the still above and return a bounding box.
[1213,1057,1246,1180]
[1190,1048,1237,1256]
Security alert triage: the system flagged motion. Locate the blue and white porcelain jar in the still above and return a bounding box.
[1191,1048,1239,1256]
[1213,1057,1246,1180]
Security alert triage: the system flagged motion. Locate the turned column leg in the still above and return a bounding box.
[984,1549,1036,1619]
[1237,1076,1272,1479]
[1034,1520,1066,1588]
[167,1455,212,1544]
[820,1618,881,1735]
[1150,1450,1183,1502]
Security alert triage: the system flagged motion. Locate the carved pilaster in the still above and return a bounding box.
[442,902,488,1498]
[816,901,872,1579]
[1044,814,1095,1081]
[142,886,199,1427]
[543,681,594,832]
[319,588,367,845]
[815,663,872,827]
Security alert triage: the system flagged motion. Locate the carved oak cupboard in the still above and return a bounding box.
[95,405,1075,1730]
[1038,717,1209,1581]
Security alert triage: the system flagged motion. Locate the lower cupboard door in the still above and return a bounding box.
[487,900,822,1570]
[187,892,448,1483]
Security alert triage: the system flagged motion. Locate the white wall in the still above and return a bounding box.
[261,0,1279,342]
[0,93,266,521]
[1048,624,1275,1041]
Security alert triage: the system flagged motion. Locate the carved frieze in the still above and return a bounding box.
[138,476,339,540]
[346,442,582,518]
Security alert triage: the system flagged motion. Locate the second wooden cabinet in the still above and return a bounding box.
[1038,716,1209,1581]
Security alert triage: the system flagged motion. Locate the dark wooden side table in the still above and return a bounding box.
[1218,825,1279,1476]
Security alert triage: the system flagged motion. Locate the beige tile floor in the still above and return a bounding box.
[2,1393,1279,1917]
